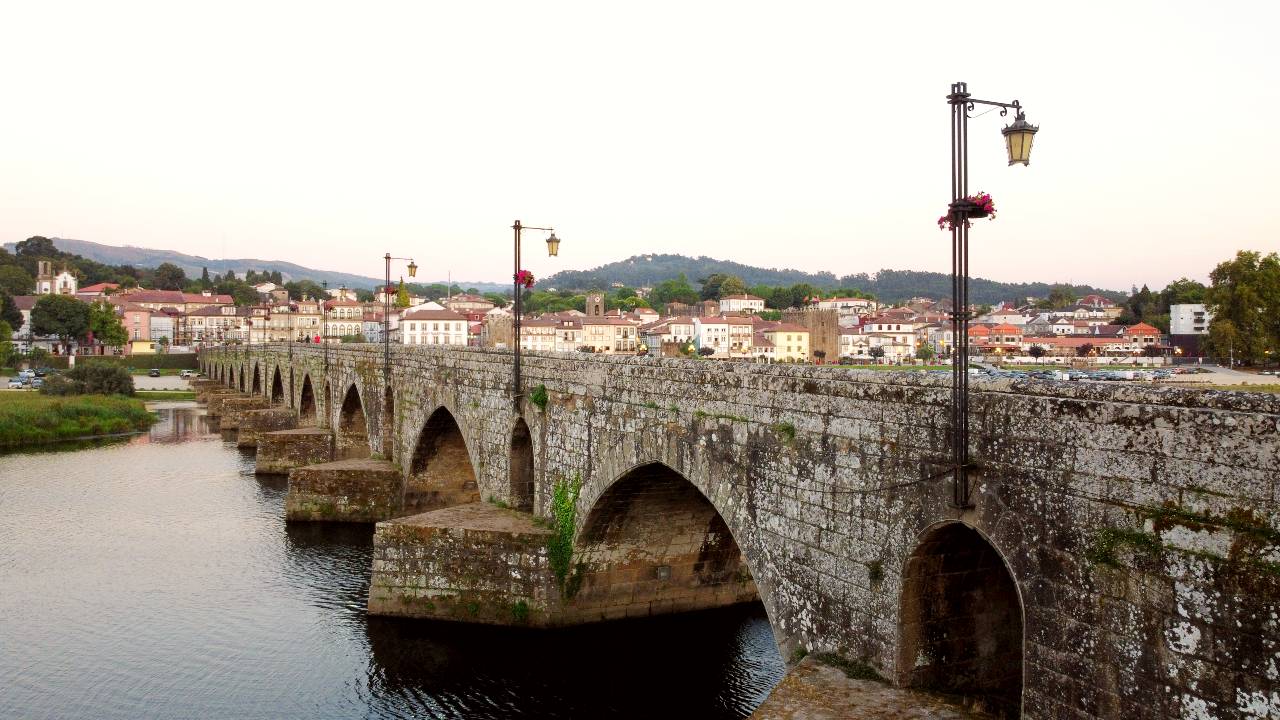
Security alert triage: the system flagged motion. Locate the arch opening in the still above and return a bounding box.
[406,407,479,514]
[897,523,1023,719]
[569,462,758,622]
[298,375,317,426]
[252,365,261,395]
[270,367,284,404]
[509,418,534,512]
[336,385,370,459]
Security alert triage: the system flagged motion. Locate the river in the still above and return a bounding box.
[0,403,784,719]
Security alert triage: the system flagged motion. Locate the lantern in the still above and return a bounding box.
[545,232,561,257]
[406,260,418,278]
[1001,111,1038,166]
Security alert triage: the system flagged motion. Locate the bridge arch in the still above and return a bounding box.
[251,363,262,395]
[405,406,480,513]
[509,417,535,511]
[297,374,317,425]
[567,461,762,624]
[896,520,1024,719]
[270,366,284,404]
[336,382,371,459]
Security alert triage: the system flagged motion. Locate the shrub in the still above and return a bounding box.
[40,364,135,396]
[697,347,715,356]
[75,353,198,370]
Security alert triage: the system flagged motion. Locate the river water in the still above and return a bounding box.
[0,403,784,719]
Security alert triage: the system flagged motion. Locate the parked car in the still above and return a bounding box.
[148,368,162,377]
[179,370,194,378]
[31,378,44,388]
[6,379,24,389]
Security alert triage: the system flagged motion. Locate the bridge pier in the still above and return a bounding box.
[256,428,333,475]
[237,408,298,448]
[284,459,402,522]
[203,390,247,418]
[215,396,270,430]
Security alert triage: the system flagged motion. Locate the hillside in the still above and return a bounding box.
[543,254,1127,306]
[2,237,507,292]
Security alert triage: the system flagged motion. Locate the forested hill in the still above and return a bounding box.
[542,254,1126,305]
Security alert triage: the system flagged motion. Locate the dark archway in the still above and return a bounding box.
[336,384,370,459]
[509,417,534,511]
[568,462,758,622]
[897,523,1023,719]
[406,407,479,514]
[324,382,333,429]
[237,368,244,391]
[270,367,284,404]
[298,375,317,426]
[252,364,261,395]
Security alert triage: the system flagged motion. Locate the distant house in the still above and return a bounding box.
[400,308,467,346]
[79,282,120,297]
[719,294,766,313]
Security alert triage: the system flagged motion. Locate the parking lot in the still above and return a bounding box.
[3,371,194,391]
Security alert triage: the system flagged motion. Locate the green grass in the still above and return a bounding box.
[831,364,951,371]
[135,390,198,401]
[0,394,156,447]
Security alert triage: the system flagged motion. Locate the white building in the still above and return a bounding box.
[719,294,766,313]
[34,261,78,295]
[1170,304,1212,335]
[401,308,467,346]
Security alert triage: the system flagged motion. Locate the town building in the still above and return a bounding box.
[719,294,766,313]
[761,323,810,363]
[1170,304,1212,335]
[580,317,638,354]
[401,308,467,346]
[34,261,78,295]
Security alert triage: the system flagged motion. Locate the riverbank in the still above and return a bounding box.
[0,394,156,447]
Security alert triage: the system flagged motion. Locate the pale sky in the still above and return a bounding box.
[2,1,1277,291]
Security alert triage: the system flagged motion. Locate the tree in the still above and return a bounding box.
[915,344,935,362]
[0,266,34,296]
[813,349,827,363]
[1047,285,1077,308]
[395,280,411,308]
[201,267,211,284]
[1160,277,1206,308]
[1,293,23,332]
[0,321,14,369]
[648,274,699,307]
[700,273,730,300]
[482,292,509,308]
[718,275,747,297]
[1076,343,1095,358]
[15,236,59,258]
[88,300,128,348]
[154,263,187,290]
[868,346,886,360]
[697,346,715,356]
[41,364,134,396]
[1142,345,1163,358]
[30,294,90,354]
[1203,250,1280,365]
[1028,344,1047,364]
[285,280,326,301]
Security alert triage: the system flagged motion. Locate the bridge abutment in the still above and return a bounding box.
[256,428,334,475]
[284,458,402,522]
[236,408,298,448]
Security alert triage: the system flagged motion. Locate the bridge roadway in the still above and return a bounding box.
[199,344,1279,720]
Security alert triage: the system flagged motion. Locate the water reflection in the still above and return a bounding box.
[0,405,783,720]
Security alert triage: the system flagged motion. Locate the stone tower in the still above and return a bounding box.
[586,291,605,317]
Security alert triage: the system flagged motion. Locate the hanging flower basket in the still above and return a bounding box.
[937,192,996,231]
[515,270,536,289]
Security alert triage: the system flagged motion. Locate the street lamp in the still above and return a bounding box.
[511,220,562,404]
[384,253,417,408]
[945,81,1037,508]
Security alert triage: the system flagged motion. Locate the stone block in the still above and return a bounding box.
[217,396,270,429]
[237,408,298,448]
[204,390,247,417]
[286,458,402,522]
[257,428,333,475]
[367,502,556,625]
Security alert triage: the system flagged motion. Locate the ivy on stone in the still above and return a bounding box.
[548,473,582,598]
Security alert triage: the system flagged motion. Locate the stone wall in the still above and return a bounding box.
[202,345,1280,720]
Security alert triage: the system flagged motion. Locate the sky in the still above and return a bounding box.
[2,1,1277,291]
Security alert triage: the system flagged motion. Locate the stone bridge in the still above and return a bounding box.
[199,344,1279,720]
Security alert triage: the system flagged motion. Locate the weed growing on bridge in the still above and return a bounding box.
[530,384,549,411]
[773,421,797,445]
[548,474,584,599]
[510,600,530,624]
[813,653,885,683]
[486,496,511,510]
[1085,527,1162,567]
[866,561,884,588]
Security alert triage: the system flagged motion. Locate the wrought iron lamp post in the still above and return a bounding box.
[945,81,1038,508]
[511,220,561,404]
[383,253,417,407]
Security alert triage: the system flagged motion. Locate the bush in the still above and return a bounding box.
[697,347,715,356]
[40,364,135,396]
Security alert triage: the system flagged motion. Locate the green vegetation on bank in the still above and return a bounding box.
[136,390,197,401]
[0,394,155,446]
